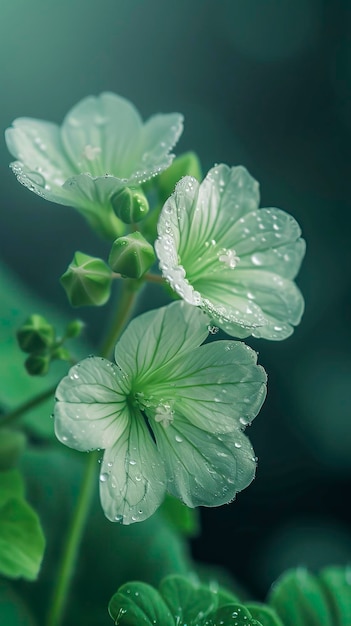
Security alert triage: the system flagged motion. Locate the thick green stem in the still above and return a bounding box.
[100,278,140,358]
[45,279,140,626]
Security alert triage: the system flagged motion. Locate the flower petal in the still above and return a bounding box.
[61,92,142,178]
[5,117,71,182]
[129,113,184,185]
[144,340,267,434]
[99,414,167,524]
[152,416,256,508]
[54,358,129,452]
[114,301,210,384]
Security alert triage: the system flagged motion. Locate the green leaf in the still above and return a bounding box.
[160,493,200,537]
[160,575,218,624]
[212,603,262,625]
[246,602,284,626]
[319,566,351,626]
[0,429,26,470]
[109,581,174,625]
[0,580,37,626]
[268,568,333,626]
[0,470,45,580]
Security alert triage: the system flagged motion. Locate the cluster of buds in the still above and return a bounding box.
[16,314,84,376]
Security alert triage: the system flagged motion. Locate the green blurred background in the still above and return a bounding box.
[1,0,350,599]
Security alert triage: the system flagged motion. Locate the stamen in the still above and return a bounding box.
[82,145,102,161]
[218,248,240,269]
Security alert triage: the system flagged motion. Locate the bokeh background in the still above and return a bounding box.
[1,0,351,601]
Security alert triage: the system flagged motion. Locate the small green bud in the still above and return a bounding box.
[25,353,50,376]
[0,429,26,471]
[64,319,85,339]
[111,187,149,224]
[108,232,156,279]
[16,314,55,353]
[157,152,202,202]
[60,252,112,307]
[51,347,71,362]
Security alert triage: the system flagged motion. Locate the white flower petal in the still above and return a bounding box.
[152,416,256,508]
[61,92,142,178]
[114,301,210,384]
[54,358,129,452]
[145,340,266,434]
[5,117,71,182]
[99,415,167,524]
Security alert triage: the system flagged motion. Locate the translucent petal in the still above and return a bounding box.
[99,414,167,524]
[114,301,210,385]
[61,92,142,178]
[5,117,72,181]
[54,358,129,452]
[144,341,267,434]
[129,113,184,186]
[152,416,256,508]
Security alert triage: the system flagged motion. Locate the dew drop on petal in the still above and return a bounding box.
[99,472,109,482]
[175,435,183,443]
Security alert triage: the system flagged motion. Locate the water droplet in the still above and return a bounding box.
[234,442,242,449]
[175,435,183,443]
[251,253,263,266]
[99,472,109,482]
[129,459,136,466]
[114,514,123,523]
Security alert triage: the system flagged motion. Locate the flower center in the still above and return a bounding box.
[134,392,174,429]
[218,248,240,269]
[82,144,102,161]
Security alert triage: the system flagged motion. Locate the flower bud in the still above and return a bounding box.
[60,252,112,307]
[25,353,50,376]
[108,232,156,279]
[0,429,26,470]
[111,187,149,224]
[64,319,85,339]
[16,314,55,353]
[51,347,71,362]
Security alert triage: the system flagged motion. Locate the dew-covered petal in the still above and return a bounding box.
[99,414,167,524]
[229,208,306,279]
[114,301,210,385]
[128,113,184,186]
[54,357,130,452]
[61,93,142,178]
[144,341,267,434]
[5,117,72,181]
[152,416,257,508]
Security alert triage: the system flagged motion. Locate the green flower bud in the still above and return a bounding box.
[64,319,85,339]
[25,353,50,376]
[16,314,55,353]
[60,252,112,307]
[0,429,26,471]
[111,187,149,224]
[51,347,71,362]
[108,232,156,279]
[157,151,202,202]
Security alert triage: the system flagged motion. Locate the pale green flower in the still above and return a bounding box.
[54,302,266,524]
[5,92,183,238]
[155,164,305,340]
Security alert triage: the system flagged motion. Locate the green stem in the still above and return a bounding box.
[100,278,140,358]
[45,278,141,626]
[45,450,98,626]
[0,383,57,427]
